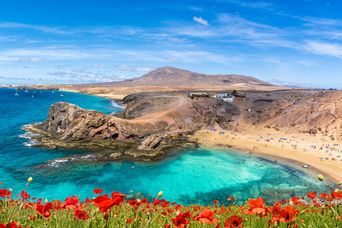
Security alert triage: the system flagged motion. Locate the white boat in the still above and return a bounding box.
[24,89,29,93]
[14,90,19,96]
[60,94,64,97]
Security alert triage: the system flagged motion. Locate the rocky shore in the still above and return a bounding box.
[25,92,239,162]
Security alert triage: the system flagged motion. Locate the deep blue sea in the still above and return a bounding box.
[0,88,333,205]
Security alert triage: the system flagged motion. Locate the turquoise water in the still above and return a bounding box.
[0,88,332,205]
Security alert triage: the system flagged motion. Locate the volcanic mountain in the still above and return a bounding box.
[110,66,271,87]
[41,66,284,99]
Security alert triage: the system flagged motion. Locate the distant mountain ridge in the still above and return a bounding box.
[38,66,283,100]
[104,66,272,87]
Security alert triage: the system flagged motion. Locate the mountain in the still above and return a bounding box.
[41,66,283,100]
[111,66,271,87]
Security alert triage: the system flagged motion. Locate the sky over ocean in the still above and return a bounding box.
[0,0,342,88]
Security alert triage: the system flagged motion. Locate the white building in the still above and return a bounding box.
[214,93,235,102]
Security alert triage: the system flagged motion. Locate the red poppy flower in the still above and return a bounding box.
[20,191,30,200]
[280,206,298,223]
[65,196,80,206]
[172,211,191,228]
[331,191,342,200]
[307,191,316,200]
[94,194,111,203]
[161,201,170,208]
[0,189,12,198]
[93,188,103,194]
[126,218,133,224]
[5,221,23,228]
[74,209,89,220]
[224,215,243,228]
[227,197,234,201]
[319,192,331,201]
[111,192,125,199]
[248,197,265,209]
[194,209,216,224]
[251,207,268,217]
[35,202,53,219]
[95,195,123,213]
[291,196,300,205]
[270,202,282,214]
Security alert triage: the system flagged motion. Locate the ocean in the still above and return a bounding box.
[0,88,332,205]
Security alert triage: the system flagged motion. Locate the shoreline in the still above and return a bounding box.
[192,129,342,185]
[28,87,342,185]
[200,144,337,186]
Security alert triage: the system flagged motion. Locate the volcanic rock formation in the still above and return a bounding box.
[26,93,240,161]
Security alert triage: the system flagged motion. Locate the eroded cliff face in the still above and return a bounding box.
[38,102,120,141]
[236,90,342,141]
[26,93,240,161]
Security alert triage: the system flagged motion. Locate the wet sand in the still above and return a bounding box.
[192,129,342,185]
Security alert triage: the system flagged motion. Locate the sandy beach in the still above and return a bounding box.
[192,129,342,185]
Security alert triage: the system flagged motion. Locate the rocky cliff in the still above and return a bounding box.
[26,93,240,161]
[235,90,342,140]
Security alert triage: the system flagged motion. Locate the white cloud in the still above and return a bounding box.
[226,0,272,9]
[193,16,208,26]
[0,47,101,61]
[0,22,70,35]
[171,14,295,49]
[189,6,203,12]
[303,17,342,27]
[163,50,241,63]
[47,68,116,83]
[304,41,342,58]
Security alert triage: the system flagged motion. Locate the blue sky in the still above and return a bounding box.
[0,0,342,87]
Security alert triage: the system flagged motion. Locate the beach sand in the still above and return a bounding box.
[192,129,342,185]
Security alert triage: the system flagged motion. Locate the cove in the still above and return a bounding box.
[0,88,332,205]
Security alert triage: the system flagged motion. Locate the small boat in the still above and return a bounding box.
[24,89,29,93]
[14,90,19,96]
[60,94,64,97]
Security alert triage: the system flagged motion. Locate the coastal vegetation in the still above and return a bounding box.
[0,179,341,227]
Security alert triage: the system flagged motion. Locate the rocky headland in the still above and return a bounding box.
[26,92,240,162]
